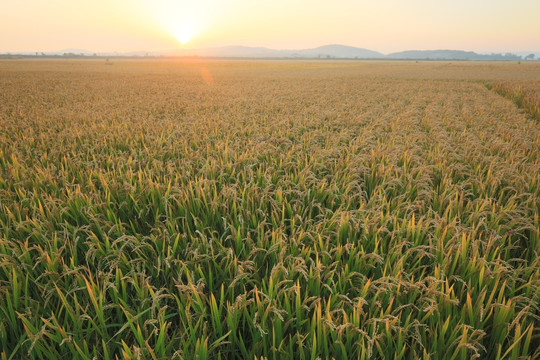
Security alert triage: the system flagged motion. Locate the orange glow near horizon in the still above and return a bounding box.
[0,0,539,53]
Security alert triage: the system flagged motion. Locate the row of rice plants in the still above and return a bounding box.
[0,61,539,359]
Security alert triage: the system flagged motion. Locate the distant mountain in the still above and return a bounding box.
[154,44,384,59]
[131,46,530,60]
[290,45,383,59]
[387,49,522,61]
[3,45,534,60]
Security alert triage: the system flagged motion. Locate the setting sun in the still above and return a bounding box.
[150,0,211,47]
[172,24,196,45]
[1,0,539,53]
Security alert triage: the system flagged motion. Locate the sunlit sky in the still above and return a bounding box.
[1,0,539,53]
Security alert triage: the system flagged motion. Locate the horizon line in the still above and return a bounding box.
[2,43,540,56]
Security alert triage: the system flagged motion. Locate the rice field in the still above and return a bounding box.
[486,80,540,121]
[0,59,539,359]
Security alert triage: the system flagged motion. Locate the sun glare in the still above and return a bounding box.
[150,1,211,47]
[174,26,195,45]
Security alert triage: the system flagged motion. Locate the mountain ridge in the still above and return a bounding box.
[3,44,537,60]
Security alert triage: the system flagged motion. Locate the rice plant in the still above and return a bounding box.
[0,60,539,359]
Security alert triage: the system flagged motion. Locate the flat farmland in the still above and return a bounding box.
[0,60,539,359]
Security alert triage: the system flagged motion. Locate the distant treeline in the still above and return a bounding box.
[0,49,537,61]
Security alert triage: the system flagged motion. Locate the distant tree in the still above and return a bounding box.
[524,54,535,60]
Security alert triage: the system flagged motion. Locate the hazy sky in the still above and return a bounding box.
[1,0,539,53]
